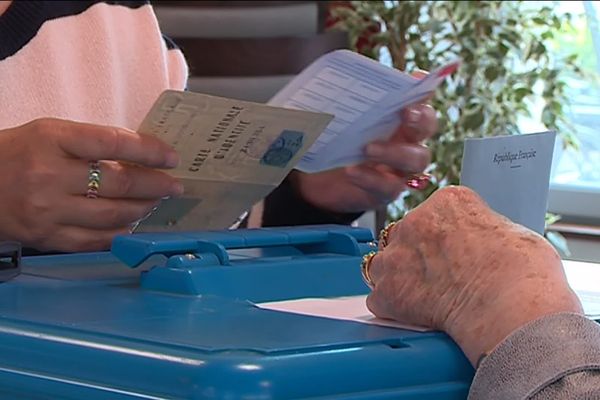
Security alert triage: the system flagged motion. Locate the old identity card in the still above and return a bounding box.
[134,90,333,232]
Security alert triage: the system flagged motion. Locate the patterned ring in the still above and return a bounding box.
[378,221,398,249]
[86,161,101,199]
[361,251,377,289]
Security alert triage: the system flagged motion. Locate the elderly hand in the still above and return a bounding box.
[294,101,436,213]
[0,118,182,252]
[366,186,582,365]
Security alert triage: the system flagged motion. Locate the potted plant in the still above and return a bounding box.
[327,0,582,254]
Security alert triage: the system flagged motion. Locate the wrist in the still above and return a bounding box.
[291,170,328,211]
[290,170,364,219]
[445,280,583,365]
[262,171,362,227]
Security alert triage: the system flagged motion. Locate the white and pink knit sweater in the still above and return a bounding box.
[0,1,188,131]
[0,0,359,228]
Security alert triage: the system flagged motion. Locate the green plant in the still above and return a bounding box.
[328,0,582,253]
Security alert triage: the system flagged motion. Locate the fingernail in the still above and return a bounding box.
[346,166,362,178]
[366,144,384,157]
[165,151,180,168]
[171,182,184,196]
[405,108,422,124]
[412,69,428,79]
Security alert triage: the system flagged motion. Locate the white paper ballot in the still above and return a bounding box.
[256,295,430,332]
[270,50,460,172]
[460,131,556,234]
[256,261,600,330]
[563,259,600,319]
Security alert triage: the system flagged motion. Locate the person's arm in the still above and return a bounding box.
[0,119,181,252]
[260,102,437,227]
[363,186,595,398]
[469,312,600,400]
[535,369,600,399]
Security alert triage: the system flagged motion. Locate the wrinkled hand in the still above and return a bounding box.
[366,186,582,365]
[294,101,437,213]
[0,118,182,252]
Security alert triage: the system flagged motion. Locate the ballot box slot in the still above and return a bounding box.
[0,242,21,282]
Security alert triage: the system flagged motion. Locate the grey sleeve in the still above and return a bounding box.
[468,312,600,400]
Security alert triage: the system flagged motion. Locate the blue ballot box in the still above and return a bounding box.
[0,225,473,399]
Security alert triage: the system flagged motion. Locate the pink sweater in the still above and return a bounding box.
[0,1,188,131]
[0,0,361,230]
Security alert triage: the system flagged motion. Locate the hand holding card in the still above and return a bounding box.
[134,91,332,231]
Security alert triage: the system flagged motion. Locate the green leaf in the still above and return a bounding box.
[545,213,562,226]
[484,66,501,81]
[463,109,485,131]
[513,87,533,102]
[542,106,556,127]
[541,31,554,40]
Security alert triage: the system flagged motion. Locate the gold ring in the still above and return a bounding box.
[361,251,377,289]
[378,221,397,248]
[86,161,101,199]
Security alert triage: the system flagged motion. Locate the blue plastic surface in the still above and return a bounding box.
[0,225,473,399]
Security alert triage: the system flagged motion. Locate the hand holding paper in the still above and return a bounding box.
[134,90,332,231]
[270,49,460,173]
[134,50,458,229]
[292,102,438,214]
[271,50,456,213]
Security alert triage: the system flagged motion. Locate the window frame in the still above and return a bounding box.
[546,0,600,224]
[548,184,600,224]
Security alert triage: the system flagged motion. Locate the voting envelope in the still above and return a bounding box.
[460,131,556,234]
